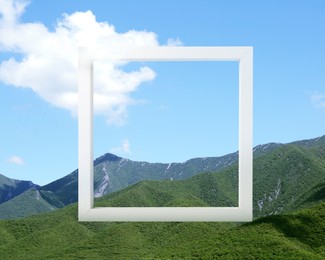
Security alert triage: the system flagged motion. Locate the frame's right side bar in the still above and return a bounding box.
[238,47,253,220]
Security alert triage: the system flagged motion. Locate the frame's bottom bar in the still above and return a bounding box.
[78,207,252,222]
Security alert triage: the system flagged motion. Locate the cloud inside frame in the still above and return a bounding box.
[109,139,131,155]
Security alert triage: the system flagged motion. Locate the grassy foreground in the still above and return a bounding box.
[0,201,324,259]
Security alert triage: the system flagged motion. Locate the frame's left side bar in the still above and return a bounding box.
[78,47,94,219]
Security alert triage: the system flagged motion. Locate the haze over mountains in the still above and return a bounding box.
[0,135,324,220]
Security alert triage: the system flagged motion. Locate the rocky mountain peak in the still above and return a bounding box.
[94,153,122,166]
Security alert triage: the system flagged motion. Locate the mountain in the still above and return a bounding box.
[1,134,324,220]
[253,143,325,218]
[0,193,323,259]
[0,136,324,258]
[0,174,39,204]
[0,150,241,219]
[292,134,325,148]
[0,188,56,219]
[93,142,325,217]
[95,142,325,217]
[43,149,240,201]
[94,169,238,208]
[2,144,323,218]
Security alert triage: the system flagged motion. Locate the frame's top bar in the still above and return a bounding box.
[79,46,252,62]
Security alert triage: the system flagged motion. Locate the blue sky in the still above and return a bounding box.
[1,0,325,185]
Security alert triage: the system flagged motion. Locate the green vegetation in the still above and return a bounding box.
[0,173,15,189]
[1,135,325,219]
[94,142,325,219]
[95,169,237,208]
[0,198,324,259]
[253,144,325,218]
[0,188,56,219]
[0,135,324,258]
[0,173,38,204]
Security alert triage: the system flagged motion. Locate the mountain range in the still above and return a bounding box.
[0,135,324,220]
[0,135,324,258]
[0,173,39,205]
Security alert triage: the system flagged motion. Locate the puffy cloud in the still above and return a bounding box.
[0,0,180,125]
[310,92,325,109]
[7,155,24,165]
[0,0,27,25]
[109,139,131,155]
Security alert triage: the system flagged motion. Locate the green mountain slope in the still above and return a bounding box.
[0,152,240,219]
[0,197,323,259]
[0,168,238,218]
[93,142,325,219]
[41,150,240,203]
[0,173,39,204]
[0,188,57,219]
[95,168,238,207]
[253,144,325,218]
[1,134,324,220]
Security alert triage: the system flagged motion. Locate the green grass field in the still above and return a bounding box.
[0,197,324,259]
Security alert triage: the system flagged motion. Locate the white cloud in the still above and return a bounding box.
[109,139,131,155]
[166,37,183,46]
[7,155,24,165]
[0,0,181,125]
[0,0,27,25]
[310,92,325,108]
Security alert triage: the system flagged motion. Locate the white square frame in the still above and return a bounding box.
[78,46,253,222]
